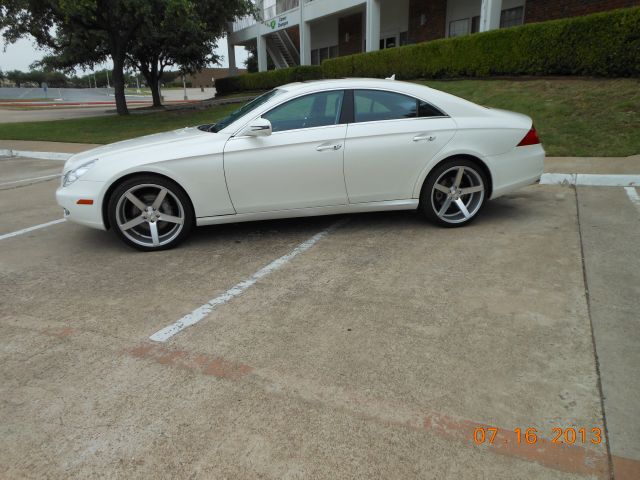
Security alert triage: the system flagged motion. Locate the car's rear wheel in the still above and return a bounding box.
[108,175,194,251]
[420,158,487,227]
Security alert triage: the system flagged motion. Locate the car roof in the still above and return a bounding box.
[279,77,417,93]
[277,77,486,117]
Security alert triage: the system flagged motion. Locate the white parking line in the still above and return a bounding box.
[0,173,61,187]
[625,187,640,212]
[540,173,640,187]
[0,219,66,241]
[150,218,349,343]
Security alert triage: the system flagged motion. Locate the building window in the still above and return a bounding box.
[399,31,409,46]
[471,16,480,34]
[500,7,524,28]
[449,18,469,38]
[310,45,339,65]
[379,35,398,50]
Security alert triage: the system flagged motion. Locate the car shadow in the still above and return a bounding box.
[72,194,540,253]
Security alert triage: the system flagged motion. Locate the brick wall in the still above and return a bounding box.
[338,12,364,56]
[525,0,640,23]
[408,0,447,43]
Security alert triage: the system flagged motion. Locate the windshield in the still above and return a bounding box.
[208,89,284,133]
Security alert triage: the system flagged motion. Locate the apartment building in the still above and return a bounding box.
[227,0,639,72]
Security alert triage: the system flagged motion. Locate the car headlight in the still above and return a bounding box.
[63,159,97,187]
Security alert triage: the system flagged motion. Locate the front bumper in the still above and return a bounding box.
[56,180,107,230]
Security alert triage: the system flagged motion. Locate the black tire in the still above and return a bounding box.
[107,174,194,251]
[420,158,488,228]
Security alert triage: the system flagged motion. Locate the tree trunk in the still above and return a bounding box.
[149,77,162,107]
[112,53,129,115]
[149,61,162,108]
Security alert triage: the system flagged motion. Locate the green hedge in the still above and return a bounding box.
[215,65,322,95]
[217,7,640,95]
[322,7,640,79]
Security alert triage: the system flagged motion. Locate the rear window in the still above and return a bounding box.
[354,90,444,123]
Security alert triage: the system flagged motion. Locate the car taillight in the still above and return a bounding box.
[517,126,541,146]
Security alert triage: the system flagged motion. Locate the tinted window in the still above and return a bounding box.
[211,89,282,132]
[418,100,444,118]
[263,90,344,132]
[354,90,444,123]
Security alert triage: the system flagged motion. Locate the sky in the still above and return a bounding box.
[0,35,249,73]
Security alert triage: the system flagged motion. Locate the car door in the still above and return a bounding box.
[344,89,457,204]
[223,90,348,213]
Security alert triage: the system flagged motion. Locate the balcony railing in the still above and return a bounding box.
[232,0,300,32]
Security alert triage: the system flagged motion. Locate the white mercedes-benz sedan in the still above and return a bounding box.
[56,78,544,251]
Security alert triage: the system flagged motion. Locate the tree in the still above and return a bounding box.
[5,70,25,87]
[126,0,254,107]
[244,45,258,73]
[1,1,147,114]
[1,1,253,113]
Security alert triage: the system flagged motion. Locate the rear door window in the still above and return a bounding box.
[354,89,444,123]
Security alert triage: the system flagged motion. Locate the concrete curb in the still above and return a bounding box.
[540,173,640,187]
[0,149,72,161]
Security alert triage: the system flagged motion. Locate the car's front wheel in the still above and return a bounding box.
[420,158,487,227]
[107,175,194,251]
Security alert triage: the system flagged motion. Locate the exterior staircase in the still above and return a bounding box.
[266,30,300,68]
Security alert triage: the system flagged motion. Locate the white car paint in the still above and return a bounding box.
[56,78,544,233]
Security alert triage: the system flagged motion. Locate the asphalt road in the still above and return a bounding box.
[0,87,147,102]
[0,154,638,479]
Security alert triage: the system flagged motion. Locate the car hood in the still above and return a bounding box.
[64,127,218,172]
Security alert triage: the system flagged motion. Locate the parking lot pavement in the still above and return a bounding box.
[0,155,638,479]
[577,186,640,479]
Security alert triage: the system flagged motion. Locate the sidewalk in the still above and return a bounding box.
[0,140,100,154]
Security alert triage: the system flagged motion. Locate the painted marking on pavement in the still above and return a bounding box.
[625,187,640,212]
[0,149,72,161]
[150,218,349,342]
[0,173,61,187]
[0,218,65,241]
[541,173,640,187]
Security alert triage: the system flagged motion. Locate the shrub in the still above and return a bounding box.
[215,65,322,95]
[216,7,640,94]
[322,7,640,79]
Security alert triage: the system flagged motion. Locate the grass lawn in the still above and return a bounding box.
[419,78,640,157]
[0,78,638,156]
[0,104,239,145]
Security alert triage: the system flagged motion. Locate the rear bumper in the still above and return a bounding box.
[487,144,545,199]
[56,180,107,230]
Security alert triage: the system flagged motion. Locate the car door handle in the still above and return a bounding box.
[413,134,436,142]
[316,143,342,151]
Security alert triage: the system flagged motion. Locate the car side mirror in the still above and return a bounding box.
[241,118,272,137]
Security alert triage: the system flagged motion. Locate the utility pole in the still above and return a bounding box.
[93,73,97,89]
[106,70,110,89]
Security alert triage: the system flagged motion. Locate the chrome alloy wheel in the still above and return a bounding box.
[430,166,485,224]
[115,183,185,248]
